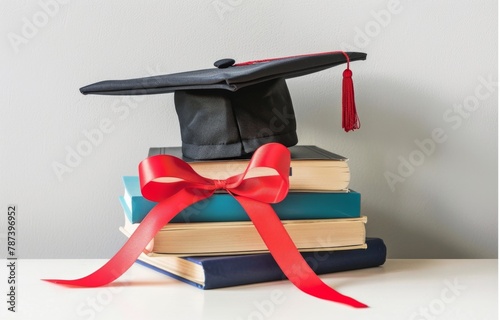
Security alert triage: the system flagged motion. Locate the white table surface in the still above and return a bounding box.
[0,259,497,320]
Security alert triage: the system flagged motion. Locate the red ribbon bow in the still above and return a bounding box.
[44,143,367,308]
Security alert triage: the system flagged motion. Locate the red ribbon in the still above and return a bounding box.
[44,143,367,308]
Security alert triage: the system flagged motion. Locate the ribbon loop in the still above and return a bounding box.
[140,143,291,204]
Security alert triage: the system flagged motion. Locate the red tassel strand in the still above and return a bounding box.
[341,54,360,132]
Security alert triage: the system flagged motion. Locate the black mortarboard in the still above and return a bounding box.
[80,51,366,160]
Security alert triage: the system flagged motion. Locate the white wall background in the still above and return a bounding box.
[1,0,497,259]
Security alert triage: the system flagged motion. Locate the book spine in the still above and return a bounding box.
[201,238,386,289]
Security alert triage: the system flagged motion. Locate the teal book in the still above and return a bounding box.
[120,176,360,223]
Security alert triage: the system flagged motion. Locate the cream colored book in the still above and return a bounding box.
[122,216,366,256]
[148,145,350,191]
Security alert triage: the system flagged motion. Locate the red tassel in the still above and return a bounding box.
[341,54,360,132]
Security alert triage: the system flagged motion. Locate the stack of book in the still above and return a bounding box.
[119,145,386,289]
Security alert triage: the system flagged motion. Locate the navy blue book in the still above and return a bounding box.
[134,238,386,289]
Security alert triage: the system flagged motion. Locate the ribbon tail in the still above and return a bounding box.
[236,196,368,308]
[43,189,208,287]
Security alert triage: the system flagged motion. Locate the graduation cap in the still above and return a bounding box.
[80,51,366,160]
